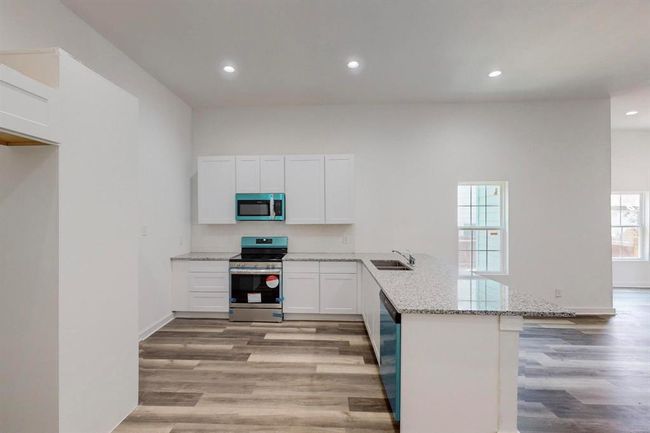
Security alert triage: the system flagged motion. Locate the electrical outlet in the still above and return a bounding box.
[555,289,563,298]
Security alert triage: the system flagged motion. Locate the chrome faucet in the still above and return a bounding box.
[392,249,416,266]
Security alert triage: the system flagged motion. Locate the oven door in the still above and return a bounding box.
[230,268,282,307]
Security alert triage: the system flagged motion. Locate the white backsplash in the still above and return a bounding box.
[191,222,356,253]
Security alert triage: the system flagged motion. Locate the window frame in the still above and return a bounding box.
[457,181,509,275]
[611,191,648,262]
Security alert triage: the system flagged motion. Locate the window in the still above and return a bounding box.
[457,182,507,274]
[611,193,646,260]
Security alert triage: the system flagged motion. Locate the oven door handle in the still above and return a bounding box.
[230,269,282,275]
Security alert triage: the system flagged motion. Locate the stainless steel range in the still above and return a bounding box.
[229,236,287,322]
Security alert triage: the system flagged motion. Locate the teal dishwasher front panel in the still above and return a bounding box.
[379,291,401,422]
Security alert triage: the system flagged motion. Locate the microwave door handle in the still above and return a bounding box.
[270,196,275,218]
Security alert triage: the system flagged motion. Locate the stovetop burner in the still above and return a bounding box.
[229,236,288,263]
[229,253,286,262]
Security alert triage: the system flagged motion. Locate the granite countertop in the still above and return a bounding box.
[171,251,572,317]
[171,252,236,261]
[283,253,363,261]
[361,254,572,317]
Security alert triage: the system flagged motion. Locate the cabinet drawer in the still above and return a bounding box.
[189,272,228,292]
[189,261,229,273]
[319,261,357,274]
[189,292,229,312]
[283,261,320,273]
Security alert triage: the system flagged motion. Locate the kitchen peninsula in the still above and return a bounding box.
[171,251,569,433]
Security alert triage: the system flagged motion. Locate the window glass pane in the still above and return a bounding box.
[620,194,640,226]
[486,185,500,206]
[475,250,487,272]
[476,205,486,226]
[611,209,621,226]
[458,206,472,226]
[458,185,471,206]
[458,230,474,251]
[471,185,486,206]
[621,194,640,208]
[458,250,472,272]
[611,227,622,257]
[487,251,501,273]
[486,206,501,226]
[620,227,640,258]
[476,230,488,251]
[487,230,501,250]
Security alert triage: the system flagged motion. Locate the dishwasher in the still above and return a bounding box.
[379,290,401,422]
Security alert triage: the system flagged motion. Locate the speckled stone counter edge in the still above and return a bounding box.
[171,252,573,317]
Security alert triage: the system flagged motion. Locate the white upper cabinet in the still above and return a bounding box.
[325,154,355,224]
[0,64,59,145]
[285,155,325,224]
[197,156,236,224]
[260,155,285,192]
[236,155,285,193]
[236,156,261,193]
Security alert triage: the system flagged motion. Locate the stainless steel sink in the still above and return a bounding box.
[371,259,413,271]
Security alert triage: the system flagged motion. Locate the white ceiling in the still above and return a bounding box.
[63,0,650,119]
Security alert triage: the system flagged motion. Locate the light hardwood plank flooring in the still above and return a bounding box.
[115,289,650,433]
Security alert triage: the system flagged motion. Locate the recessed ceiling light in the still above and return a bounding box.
[625,110,639,116]
[223,65,236,74]
[488,70,502,78]
[347,60,360,70]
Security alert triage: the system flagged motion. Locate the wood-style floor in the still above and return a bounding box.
[518,289,650,433]
[114,289,650,433]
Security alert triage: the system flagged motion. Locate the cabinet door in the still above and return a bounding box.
[283,272,320,313]
[361,266,381,361]
[198,156,236,224]
[236,156,261,193]
[325,155,355,224]
[0,64,59,144]
[260,155,285,192]
[285,155,325,224]
[171,261,190,311]
[320,273,357,314]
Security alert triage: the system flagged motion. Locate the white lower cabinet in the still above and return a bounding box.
[172,260,230,312]
[189,292,229,311]
[283,272,320,313]
[319,273,357,314]
[283,261,358,315]
[361,265,381,360]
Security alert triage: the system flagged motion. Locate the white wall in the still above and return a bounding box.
[56,53,139,433]
[0,146,59,433]
[0,0,193,335]
[611,129,650,288]
[193,101,613,313]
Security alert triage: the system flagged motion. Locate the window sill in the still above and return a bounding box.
[613,258,649,263]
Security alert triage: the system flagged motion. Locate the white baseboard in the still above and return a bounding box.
[614,283,650,289]
[569,307,617,316]
[284,313,363,322]
[139,313,174,341]
[174,311,229,319]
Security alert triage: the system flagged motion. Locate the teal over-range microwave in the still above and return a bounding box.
[235,193,285,221]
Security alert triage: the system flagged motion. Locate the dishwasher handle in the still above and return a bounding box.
[380,291,401,324]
